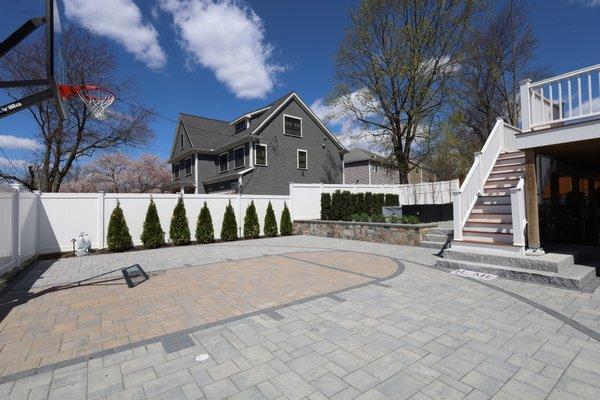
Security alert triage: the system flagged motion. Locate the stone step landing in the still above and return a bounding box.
[420,228,453,250]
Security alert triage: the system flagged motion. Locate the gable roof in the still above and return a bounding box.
[170,92,346,159]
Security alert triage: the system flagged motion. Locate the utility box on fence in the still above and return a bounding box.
[382,206,402,218]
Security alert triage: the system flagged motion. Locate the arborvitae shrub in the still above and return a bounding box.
[354,193,365,214]
[221,201,238,241]
[340,191,353,221]
[196,201,215,244]
[264,201,278,237]
[320,193,331,220]
[330,190,342,220]
[140,198,165,249]
[364,192,374,215]
[169,196,191,245]
[280,202,293,236]
[243,201,260,239]
[107,200,133,252]
[373,193,385,215]
[385,194,400,206]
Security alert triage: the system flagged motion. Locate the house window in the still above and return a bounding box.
[255,143,267,166]
[297,149,308,170]
[219,153,228,173]
[173,163,180,180]
[234,146,245,169]
[371,163,378,172]
[234,120,247,133]
[185,157,192,176]
[180,133,184,149]
[284,115,302,137]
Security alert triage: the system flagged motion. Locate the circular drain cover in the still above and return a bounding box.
[195,354,210,362]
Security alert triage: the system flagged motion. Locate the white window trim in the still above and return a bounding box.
[173,162,180,180]
[233,145,246,169]
[234,119,249,133]
[297,149,308,170]
[185,156,192,176]
[283,114,302,138]
[254,143,268,166]
[219,152,229,173]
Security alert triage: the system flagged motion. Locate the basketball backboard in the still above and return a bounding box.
[0,0,67,119]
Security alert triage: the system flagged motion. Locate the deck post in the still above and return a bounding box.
[524,149,542,252]
[519,79,532,132]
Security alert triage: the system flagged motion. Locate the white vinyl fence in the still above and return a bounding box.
[0,179,457,273]
[289,180,459,220]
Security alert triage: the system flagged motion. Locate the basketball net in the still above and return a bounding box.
[59,85,116,120]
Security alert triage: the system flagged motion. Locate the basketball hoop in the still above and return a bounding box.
[58,85,116,120]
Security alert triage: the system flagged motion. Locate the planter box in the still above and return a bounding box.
[293,219,438,246]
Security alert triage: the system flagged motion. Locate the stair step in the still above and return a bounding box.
[422,228,453,236]
[484,182,518,189]
[489,168,525,176]
[420,240,447,250]
[443,248,576,272]
[422,234,450,243]
[476,196,511,206]
[482,190,511,197]
[435,258,595,290]
[472,205,511,214]
[497,152,525,161]
[467,213,512,224]
[494,159,525,168]
[486,175,522,182]
[464,223,513,234]
[462,232,514,244]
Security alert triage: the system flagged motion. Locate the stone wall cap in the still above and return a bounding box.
[294,219,439,229]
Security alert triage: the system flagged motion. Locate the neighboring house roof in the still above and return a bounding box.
[169,92,346,162]
[344,148,430,170]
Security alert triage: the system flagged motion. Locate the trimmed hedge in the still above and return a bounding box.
[140,198,165,249]
[340,190,353,221]
[373,193,385,215]
[170,196,191,246]
[243,201,260,239]
[364,192,374,215]
[320,193,331,220]
[221,201,238,241]
[353,193,365,215]
[264,201,278,237]
[280,202,293,236]
[107,200,133,252]
[384,194,400,207]
[196,201,215,244]
[330,190,342,221]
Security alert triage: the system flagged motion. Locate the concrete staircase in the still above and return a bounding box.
[459,151,525,247]
[420,227,453,250]
[437,248,596,290]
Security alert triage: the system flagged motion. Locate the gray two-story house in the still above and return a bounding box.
[165,92,347,195]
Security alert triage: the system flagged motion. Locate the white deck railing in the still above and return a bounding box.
[521,64,600,131]
[453,119,507,241]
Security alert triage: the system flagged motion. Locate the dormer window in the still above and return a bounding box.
[235,119,248,133]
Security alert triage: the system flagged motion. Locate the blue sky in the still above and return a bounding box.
[1,0,599,170]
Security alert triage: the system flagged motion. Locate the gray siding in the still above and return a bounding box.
[213,143,250,175]
[344,161,370,184]
[371,162,401,184]
[171,155,195,188]
[242,98,343,195]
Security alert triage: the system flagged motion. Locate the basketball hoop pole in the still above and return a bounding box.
[46,0,65,119]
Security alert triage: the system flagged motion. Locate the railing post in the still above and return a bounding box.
[452,190,463,241]
[520,79,532,132]
[97,191,105,249]
[473,152,482,193]
[10,184,20,269]
[510,183,526,247]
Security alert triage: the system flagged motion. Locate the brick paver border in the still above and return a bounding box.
[0,251,405,385]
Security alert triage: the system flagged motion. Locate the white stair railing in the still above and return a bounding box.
[453,118,506,241]
[521,64,600,131]
[510,178,526,246]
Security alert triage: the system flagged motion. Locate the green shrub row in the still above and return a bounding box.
[106,198,293,252]
[320,191,401,221]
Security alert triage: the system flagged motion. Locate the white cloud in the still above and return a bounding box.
[159,0,283,99]
[571,0,600,6]
[63,0,167,69]
[311,91,386,151]
[0,158,28,169]
[0,135,40,150]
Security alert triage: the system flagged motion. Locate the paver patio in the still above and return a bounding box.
[0,235,599,399]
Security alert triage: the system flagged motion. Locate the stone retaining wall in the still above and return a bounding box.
[293,220,438,246]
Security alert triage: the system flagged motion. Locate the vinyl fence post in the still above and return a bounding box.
[237,193,242,238]
[10,184,20,269]
[34,190,41,255]
[289,183,294,220]
[97,191,105,249]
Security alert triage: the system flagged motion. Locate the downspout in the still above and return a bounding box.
[368,161,372,185]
